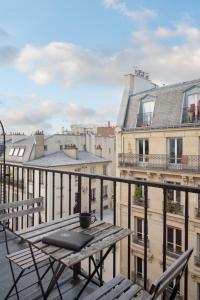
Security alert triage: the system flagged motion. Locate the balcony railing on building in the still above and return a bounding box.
[167,201,184,216]
[132,196,148,207]
[1,162,199,299]
[118,153,200,172]
[195,207,200,219]
[182,106,200,124]
[132,234,149,248]
[137,112,153,127]
[167,244,183,258]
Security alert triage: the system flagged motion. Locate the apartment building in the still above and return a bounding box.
[116,72,200,299]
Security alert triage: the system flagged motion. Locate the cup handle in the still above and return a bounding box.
[91,216,96,224]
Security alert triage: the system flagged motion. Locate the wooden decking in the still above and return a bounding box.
[0,230,97,299]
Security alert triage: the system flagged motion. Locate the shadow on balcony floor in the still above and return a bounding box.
[0,231,97,300]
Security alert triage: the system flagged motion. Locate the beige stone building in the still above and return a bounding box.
[116,72,200,299]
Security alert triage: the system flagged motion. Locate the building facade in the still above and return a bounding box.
[116,73,200,299]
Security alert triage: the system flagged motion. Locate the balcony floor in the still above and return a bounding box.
[0,230,97,300]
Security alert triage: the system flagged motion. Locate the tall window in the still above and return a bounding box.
[103,185,108,198]
[135,256,143,279]
[167,227,182,254]
[139,100,155,126]
[134,217,148,244]
[137,139,149,162]
[91,188,96,201]
[103,165,107,175]
[197,234,200,256]
[168,138,182,164]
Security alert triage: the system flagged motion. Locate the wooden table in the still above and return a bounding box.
[15,213,131,299]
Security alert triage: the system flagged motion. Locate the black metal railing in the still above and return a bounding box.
[182,106,200,124]
[167,244,183,258]
[1,162,200,299]
[194,255,200,267]
[137,112,153,127]
[195,208,200,219]
[118,153,200,172]
[167,202,184,216]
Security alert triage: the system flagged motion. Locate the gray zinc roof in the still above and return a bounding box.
[23,150,109,167]
[123,78,200,130]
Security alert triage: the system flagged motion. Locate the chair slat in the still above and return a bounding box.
[0,197,43,210]
[0,206,43,221]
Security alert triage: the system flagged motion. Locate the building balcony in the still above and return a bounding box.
[194,208,200,219]
[194,255,200,267]
[0,162,199,299]
[167,201,184,216]
[137,112,153,127]
[132,234,149,248]
[132,196,149,208]
[167,246,183,259]
[118,153,200,173]
[182,106,200,124]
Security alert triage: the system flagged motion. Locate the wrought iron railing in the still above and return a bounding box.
[167,201,184,216]
[1,162,199,299]
[194,255,200,267]
[167,244,183,258]
[182,106,200,124]
[137,112,153,127]
[132,196,149,207]
[195,208,200,219]
[118,153,200,172]
[132,234,149,248]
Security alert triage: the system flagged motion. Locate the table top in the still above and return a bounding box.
[15,213,131,267]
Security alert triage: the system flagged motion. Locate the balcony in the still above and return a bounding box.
[0,163,199,299]
[167,201,184,216]
[195,207,200,219]
[182,106,200,124]
[167,245,183,259]
[194,255,200,267]
[118,153,200,173]
[132,234,149,248]
[132,196,148,207]
[137,112,153,127]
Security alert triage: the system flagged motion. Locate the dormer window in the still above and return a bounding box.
[182,89,200,123]
[137,99,155,127]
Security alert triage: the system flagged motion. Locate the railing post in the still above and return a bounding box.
[163,188,167,300]
[144,185,148,290]
[184,191,189,300]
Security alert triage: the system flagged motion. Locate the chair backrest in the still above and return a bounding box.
[0,197,43,222]
[149,247,193,299]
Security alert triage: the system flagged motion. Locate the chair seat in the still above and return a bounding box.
[83,274,149,300]
[6,247,49,270]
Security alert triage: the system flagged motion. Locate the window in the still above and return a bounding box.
[28,170,33,182]
[103,185,108,198]
[197,234,200,256]
[39,171,44,185]
[197,283,200,300]
[109,148,111,154]
[13,148,19,156]
[91,188,96,201]
[134,217,148,244]
[135,256,143,279]
[167,227,182,254]
[60,145,63,150]
[18,148,25,157]
[103,165,107,175]
[168,138,182,164]
[44,145,48,151]
[138,100,155,126]
[90,167,95,174]
[9,148,14,156]
[137,139,149,162]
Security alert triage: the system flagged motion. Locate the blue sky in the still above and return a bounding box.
[1,0,200,133]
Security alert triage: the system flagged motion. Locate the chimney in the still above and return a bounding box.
[95,145,102,157]
[34,130,44,158]
[12,132,25,143]
[63,144,78,159]
[124,71,156,95]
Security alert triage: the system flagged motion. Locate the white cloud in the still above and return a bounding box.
[103,0,157,19]
[64,103,117,123]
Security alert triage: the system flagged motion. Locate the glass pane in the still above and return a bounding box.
[137,218,143,236]
[169,139,175,163]
[167,227,173,251]
[176,229,182,247]
[137,257,143,277]
[145,139,149,155]
[177,139,182,162]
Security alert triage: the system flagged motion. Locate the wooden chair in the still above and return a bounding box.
[84,247,193,300]
[0,197,61,300]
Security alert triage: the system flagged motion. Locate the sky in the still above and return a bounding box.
[1,0,200,133]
